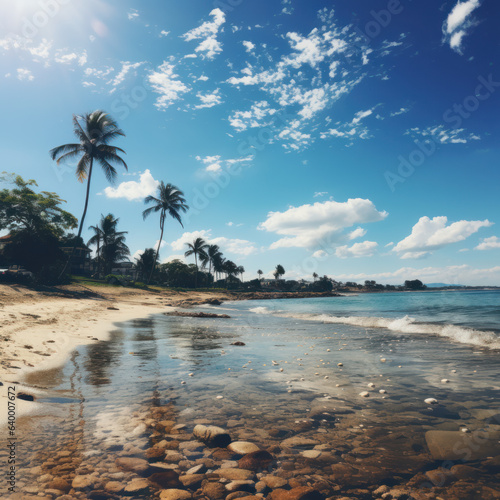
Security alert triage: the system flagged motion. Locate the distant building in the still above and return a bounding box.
[60,244,92,276]
[111,261,136,278]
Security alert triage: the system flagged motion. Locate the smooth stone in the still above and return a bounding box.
[148,470,182,489]
[359,392,370,398]
[425,430,500,461]
[193,424,231,448]
[104,481,125,493]
[238,451,274,471]
[124,478,150,494]
[72,475,94,489]
[225,480,256,492]
[215,468,255,481]
[115,457,149,473]
[226,492,250,500]
[179,474,205,489]
[228,442,260,455]
[262,476,288,489]
[281,437,320,449]
[46,478,71,493]
[424,398,438,405]
[301,450,322,459]
[160,489,193,500]
[187,464,207,475]
[202,482,227,500]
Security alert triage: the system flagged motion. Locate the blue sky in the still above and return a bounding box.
[1,0,500,285]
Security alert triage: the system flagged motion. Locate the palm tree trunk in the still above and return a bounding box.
[148,212,164,285]
[96,237,101,279]
[194,254,198,288]
[58,159,94,279]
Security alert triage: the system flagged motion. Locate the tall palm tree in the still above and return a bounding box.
[313,272,318,282]
[257,269,263,281]
[50,111,127,277]
[184,237,208,288]
[143,182,188,284]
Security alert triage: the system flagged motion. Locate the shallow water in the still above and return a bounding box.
[2,291,500,499]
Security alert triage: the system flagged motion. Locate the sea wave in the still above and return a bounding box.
[249,308,500,349]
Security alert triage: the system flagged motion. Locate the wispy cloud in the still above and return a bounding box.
[443,0,482,54]
[406,125,480,144]
[17,68,34,81]
[475,236,500,250]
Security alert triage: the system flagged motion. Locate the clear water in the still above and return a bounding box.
[3,290,500,498]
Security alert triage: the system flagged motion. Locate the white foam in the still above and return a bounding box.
[249,306,272,314]
[266,312,500,350]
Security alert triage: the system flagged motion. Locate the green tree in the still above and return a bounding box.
[257,269,263,281]
[274,264,285,280]
[135,248,158,282]
[313,272,318,281]
[184,237,208,288]
[87,222,104,278]
[237,265,245,282]
[50,111,127,276]
[0,173,77,237]
[143,182,188,284]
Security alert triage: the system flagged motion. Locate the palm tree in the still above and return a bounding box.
[237,265,245,283]
[206,244,221,279]
[135,248,158,282]
[223,260,238,284]
[143,182,188,284]
[313,272,318,282]
[92,214,129,276]
[87,223,104,278]
[50,110,127,277]
[274,264,285,280]
[212,253,225,283]
[184,237,208,288]
[257,269,263,281]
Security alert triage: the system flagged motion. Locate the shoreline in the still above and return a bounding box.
[0,284,343,424]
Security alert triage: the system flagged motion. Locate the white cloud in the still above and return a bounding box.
[393,216,492,259]
[335,241,378,259]
[321,107,375,142]
[443,0,481,54]
[475,236,500,251]
[54,50,87,66]
[242,41,255,53]
[259,198,388,250]
[390,107,410,117]
[194,89,222,109]
[195,154,253,174]
[17,68,34,81]
[229,101,277,131]
[110,61,145,89]
[148,62,190,110]
[128,9,139,20]
[314,192,328,198]
[160,30,170,38]
[171,230,257,256]
[182,8,226,60]
[406,125,480,144]
[348,227,367,240]
[104,170,160,201]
